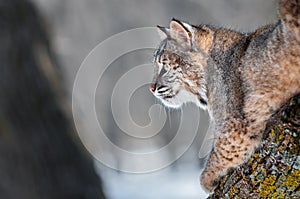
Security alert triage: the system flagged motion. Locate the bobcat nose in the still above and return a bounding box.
[150,83,156,93]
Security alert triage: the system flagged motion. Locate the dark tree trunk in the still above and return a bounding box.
[209,94,300,199]
[0,0,106,198]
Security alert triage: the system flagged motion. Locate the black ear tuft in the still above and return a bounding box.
[156,25,170,40]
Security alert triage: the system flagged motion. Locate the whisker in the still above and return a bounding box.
[169,108,172,127]
[159,100,163,118]
[168,108,171,128]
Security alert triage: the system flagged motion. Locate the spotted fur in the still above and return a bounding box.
[151,0,300,194]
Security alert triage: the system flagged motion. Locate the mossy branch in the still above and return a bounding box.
[209,94,300,199]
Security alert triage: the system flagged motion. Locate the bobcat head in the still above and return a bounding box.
[151,19,213,109]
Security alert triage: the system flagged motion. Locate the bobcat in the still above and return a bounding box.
[151,0,300,193]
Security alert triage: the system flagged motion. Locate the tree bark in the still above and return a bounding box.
[209,94,300,199]
[0,0,106,198]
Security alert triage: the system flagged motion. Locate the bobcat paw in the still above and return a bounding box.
[200,170,219,194]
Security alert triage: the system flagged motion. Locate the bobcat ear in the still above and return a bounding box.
[169,19,194,49]
[157,25,170,40]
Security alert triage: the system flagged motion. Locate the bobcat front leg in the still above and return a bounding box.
[200,118,262,193]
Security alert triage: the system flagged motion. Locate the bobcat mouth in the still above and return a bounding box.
[156,91,183,108]
[160,95,181,108]
[155,89,207,109]
[199,98,207,106]
[152,89,177,106]
[163,95,174,99]
[156,88,175,99]
[150,85,183,108]
[155,92,174,100]
[157,85,170,94]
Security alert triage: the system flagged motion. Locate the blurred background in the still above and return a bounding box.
[0,0,278,198]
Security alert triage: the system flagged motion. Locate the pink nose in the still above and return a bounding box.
[150,83,156,93]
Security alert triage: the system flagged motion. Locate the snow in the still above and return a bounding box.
[96,163,209,199]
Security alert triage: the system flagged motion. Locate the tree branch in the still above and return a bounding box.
[209,94,300,199]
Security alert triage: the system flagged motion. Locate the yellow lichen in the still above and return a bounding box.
[252,163,257,171]
[229,186,238,194]
[283,170,300,190]
[226,186,238,199]
[269,129,276,138]
[268,189,285,198]
[258,175,277,198]
[209,95,300,199]
[253,153,259,159]
[278,146,284,153]
[278,133,285,141]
